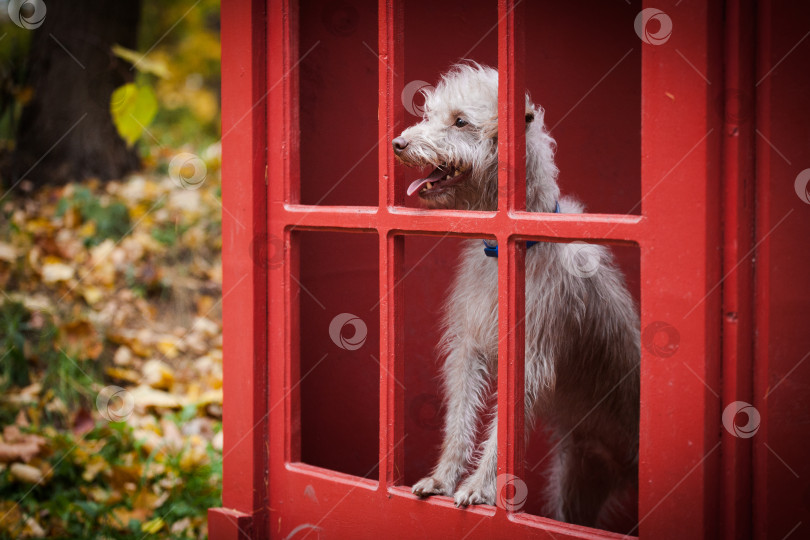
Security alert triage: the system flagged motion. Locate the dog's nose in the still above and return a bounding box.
[392,137,409,154]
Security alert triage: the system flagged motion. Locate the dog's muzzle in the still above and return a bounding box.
[393,137,409,155]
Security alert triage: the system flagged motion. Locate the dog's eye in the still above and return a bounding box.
[454,117,469,128]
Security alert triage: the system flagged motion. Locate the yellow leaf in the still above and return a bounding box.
[82,455,107,482]
[192,316,219,338]
[112,44,171,78]
[133,488,160,511]
[60,319,103,359]
[188,88,218,122]
[132,429,163,455]
[78,220,97,238]
[113,346,134,366]
[110,83,159,146]
[155,339,180,360]
[129,385,183,409]
[80,285,104,305]
[107,507,150,530]
[143,359,175,389]
[10,463,44,484]
[0,242,18,262]
[24,217,55,234]
[88,239,117,285]
[111,462,142,487]
[86,486,112,503]
[41,261,74,283]
[212,430,223,452]
[185,383,201,402]
[179,444,208,472]
[0,501,23,534]
[22,516,46,537]
[141,517,165,534]
[194,389,223,407]
[106,367,142,384]
[170,517,193,535]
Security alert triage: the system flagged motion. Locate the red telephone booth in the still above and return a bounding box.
[210,1,810,538]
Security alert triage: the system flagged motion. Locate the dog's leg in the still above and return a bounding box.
[453,410,498,506]
[412,343,489,498]
[545,439,620,527]
[454,391,537,507]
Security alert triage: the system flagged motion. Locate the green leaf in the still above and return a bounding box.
[110,83,158,146]
[74,500,102,518]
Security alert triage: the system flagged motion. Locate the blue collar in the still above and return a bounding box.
[483,201,560,258]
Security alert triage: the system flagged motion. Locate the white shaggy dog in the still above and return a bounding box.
[393,63,639,527]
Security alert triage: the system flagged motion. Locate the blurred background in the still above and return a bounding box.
[0,1,223,537]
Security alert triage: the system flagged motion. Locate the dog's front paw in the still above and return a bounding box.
[412,476,453,498]
[454,482,495,507]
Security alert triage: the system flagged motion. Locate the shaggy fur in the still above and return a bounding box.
[394,63,639,527]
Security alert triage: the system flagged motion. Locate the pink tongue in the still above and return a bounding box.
[407,178,430,196]
[406,166,447,196]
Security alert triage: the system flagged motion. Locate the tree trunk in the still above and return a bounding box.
[9,0,142,187]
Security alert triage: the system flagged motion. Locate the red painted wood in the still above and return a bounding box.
[377,0,405,490]
[638,1,723,538]
[379,0,404,210]
[267,0,300,536]
[753,2,810,538]
[280,205,644,244]
[496,0,527,519]
[270,463,633,539]
[752,5,771,537]
[379,233,404,486]
[721,2,756,539]
[208,508,253,540]
[213,0,268,537]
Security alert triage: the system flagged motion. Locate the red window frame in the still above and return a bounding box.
[211,1,735,538]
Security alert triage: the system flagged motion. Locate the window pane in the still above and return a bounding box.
[297,230,380,478]
[298,0,379,206]
[526,0,641,215]
[522,241,640,533]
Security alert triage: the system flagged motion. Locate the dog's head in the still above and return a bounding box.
[393,63,559,211]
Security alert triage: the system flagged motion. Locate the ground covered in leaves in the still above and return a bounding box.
[0,145,224,538]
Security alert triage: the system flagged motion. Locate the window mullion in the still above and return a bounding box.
[377,0,404,489]
[496,0,527,511]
